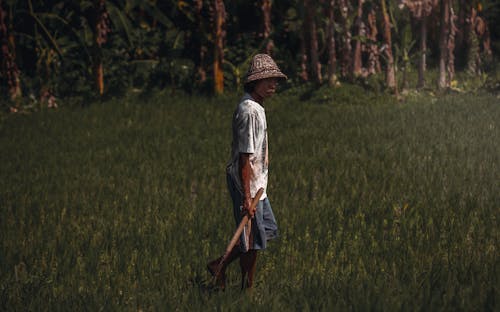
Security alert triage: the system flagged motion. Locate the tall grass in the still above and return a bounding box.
[0,87,498,310]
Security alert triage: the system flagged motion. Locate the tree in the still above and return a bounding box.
[299,29,309,82]
[261,0,273,54]
[465,3,492,75]
[92,0,111,96]
[465,4,480,74]
[1,0,497,101]
[381,0,396,92]
[195,0,207,84]
[438,0,450,90]
[353,0,364,77]
[366,3,381,76]
[447,5,457,85]
[326,0,338,86]
[213,0,226,94]
[456,0,466,56]
[0,0,21,101]
[304,0,322,84]
[401,0,437,89]
[339,0,352,79]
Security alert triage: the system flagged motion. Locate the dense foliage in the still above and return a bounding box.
[0,0,499,108]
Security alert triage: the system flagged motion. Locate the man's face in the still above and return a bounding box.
[254,78,279,99]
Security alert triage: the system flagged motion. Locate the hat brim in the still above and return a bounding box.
[245,70,288,84]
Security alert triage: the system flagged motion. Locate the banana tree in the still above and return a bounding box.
[22,0,111,97]
[393,23,416,91]
[2,0,85,104]
[399,0,437,89]
[464,2,493,75]
[54,0,175,95]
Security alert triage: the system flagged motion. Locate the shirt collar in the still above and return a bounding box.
[241,93,264,110]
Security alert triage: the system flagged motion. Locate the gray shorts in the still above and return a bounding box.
[226,173,278,251]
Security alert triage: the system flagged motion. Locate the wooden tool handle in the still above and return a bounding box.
[214,188,265,279]
[223,187,264,256]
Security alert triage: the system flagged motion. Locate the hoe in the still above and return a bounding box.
[211,188,264,286]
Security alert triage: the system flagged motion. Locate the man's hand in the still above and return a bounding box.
[240,153,256,218]
[243,196,255,217]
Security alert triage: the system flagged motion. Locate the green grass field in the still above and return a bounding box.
[1,87,499,310]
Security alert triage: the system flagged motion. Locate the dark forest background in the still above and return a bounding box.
[1,0,499,108]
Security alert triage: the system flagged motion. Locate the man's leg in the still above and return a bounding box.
[239,249,258,289]
[207,245,241,289]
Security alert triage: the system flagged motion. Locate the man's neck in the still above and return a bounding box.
[250,92,264,105]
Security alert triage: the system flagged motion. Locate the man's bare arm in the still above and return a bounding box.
[239,153,255,217]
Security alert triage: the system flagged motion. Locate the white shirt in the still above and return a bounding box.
[227,93,268,200]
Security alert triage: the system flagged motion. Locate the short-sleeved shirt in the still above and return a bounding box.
[227,93,268,200]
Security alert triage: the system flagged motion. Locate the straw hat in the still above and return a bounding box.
[244,54,287,84]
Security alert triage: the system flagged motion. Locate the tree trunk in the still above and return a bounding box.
[352,0,363,77]
[438,0,450,90]
[213,0,226,94]
[417,15,427,88]
[261,0,273,54]
[403,0,437,89]
[366,7,380,75]
[93,0,110,96]
[299,29,309,82]
[456,0,466,53]
[402,63,409,91]
[381,0,396,92]
[447,4,457,84]
[0,0,21,101]
[466,6,480,75]
[196,0,206,84]
[339,0,352,79]
[327,0,338,86]
[475,15,492,60]
[305,0,321,84]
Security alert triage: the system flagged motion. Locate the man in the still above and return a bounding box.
[207,54,287,290]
